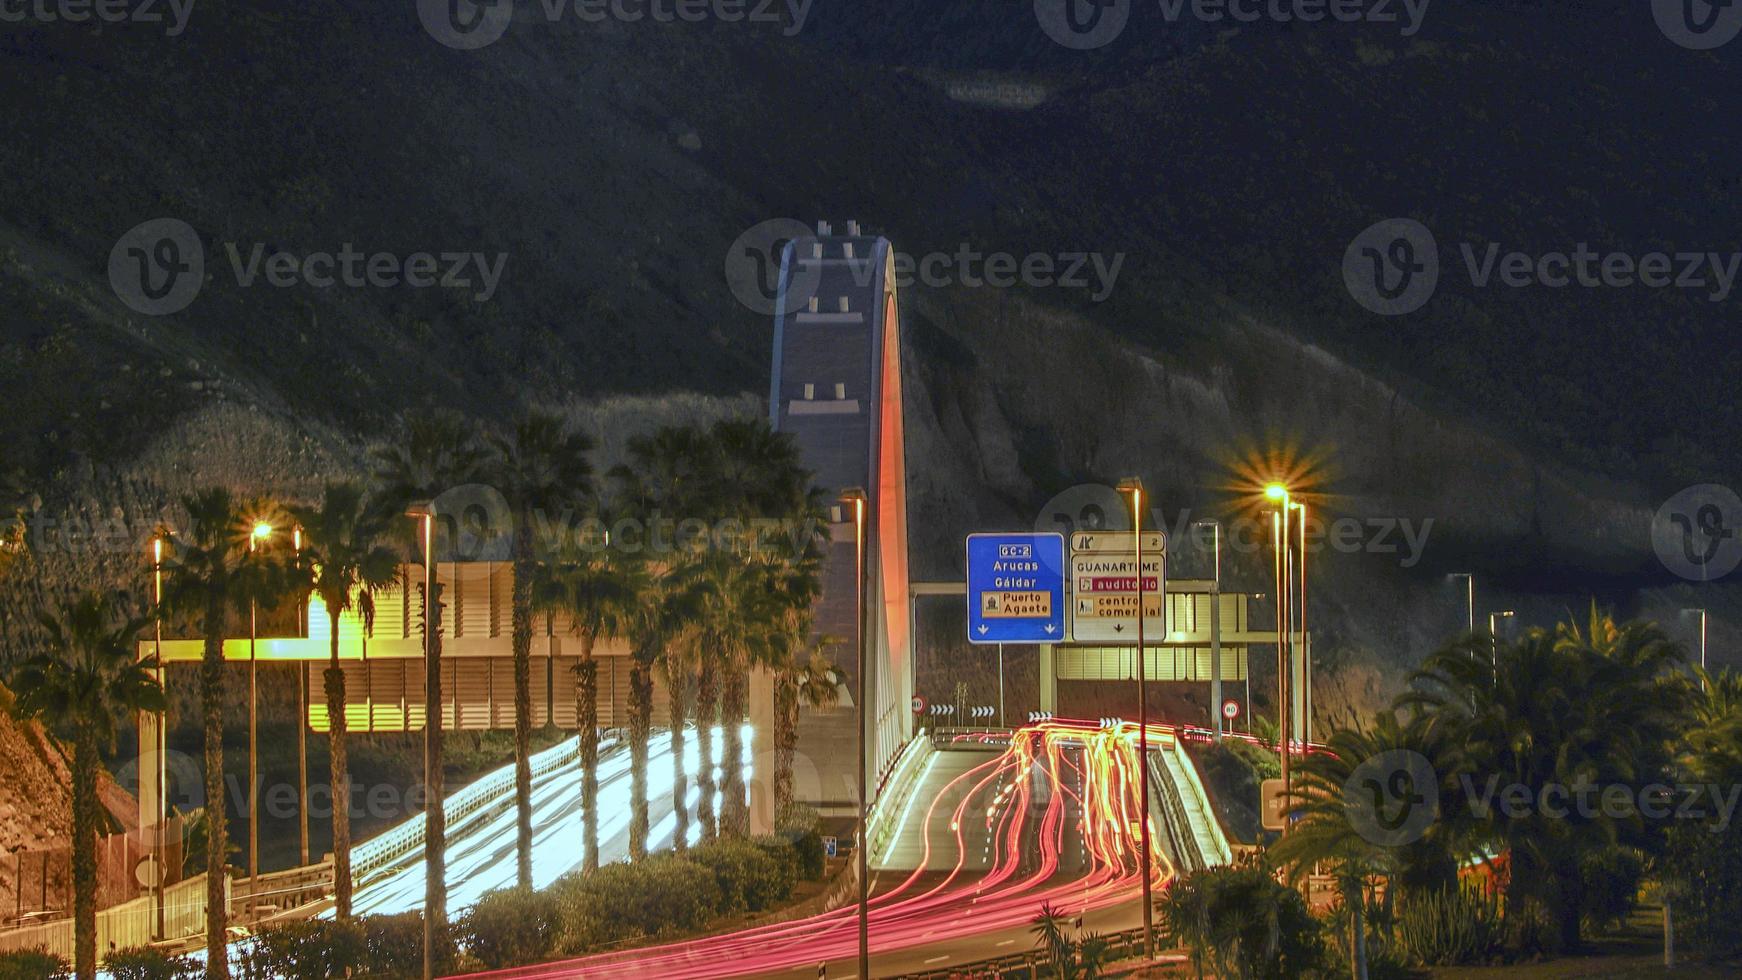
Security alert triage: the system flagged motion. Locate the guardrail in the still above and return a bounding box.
[891,924,1172,980]
[350,733,594,887]
[0,873,213,957]
[864,736,932,866]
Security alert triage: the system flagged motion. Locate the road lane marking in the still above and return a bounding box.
[995,939,1016,947]
[923,955,949,964]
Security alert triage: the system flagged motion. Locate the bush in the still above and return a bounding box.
[1158,858,1323,979]
[236,919,367,980]
[690,838,793,913]
[0,948,69,980]
[459,886,561,969]
[1576,847,1643,932]
[549,881,630,954]
[565,857,722,939]
[358,912,457,978]
[104,946,200,980]
[1395,884,1503,966]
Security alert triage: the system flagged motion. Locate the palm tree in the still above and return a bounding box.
[698,559,782,838]
[372,411,486,926]
[291,483,400,919]
[489,411,594,890]
[158,488,287,979]
[537,534,644,872]
[1401,618,1685,952]
[773,642,840,819]
[621,563,702,858]
[8,592,164,980]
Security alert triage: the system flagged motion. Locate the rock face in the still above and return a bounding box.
[0,683,76,917]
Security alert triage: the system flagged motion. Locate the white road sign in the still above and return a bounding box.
[1068,531,1167,643]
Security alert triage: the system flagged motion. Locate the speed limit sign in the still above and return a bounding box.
[912,695,926,715]
[1222,699,1240,721]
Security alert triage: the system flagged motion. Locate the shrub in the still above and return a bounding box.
[459,886,561,969]
[767,815,826,882]
[358,912,457,978]
[236,919,367,980]
[690,838,792,913]
[1158,858,1323,979]
[0,948,70,980]
[1395,884,1503,966]
[104,946,200,980]
[1576,846,1643,932]
[549,880,630,954]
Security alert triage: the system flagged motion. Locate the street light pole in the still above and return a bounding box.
[1267,485,1292,811]
[841,488,870,980]
[1450,573,1475,636]
[1682,608,1708,689]
[1195,520,1224,742]
[151,536,166,942]
[1292,502,1309,745]
[294,526,309,868]
[1118,478,1154,961]
[408,504,442,980]
[247,521,271,911]
[1489,611,1515,687]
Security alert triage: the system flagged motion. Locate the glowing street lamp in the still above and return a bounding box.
[1115,477,1155,961]
[839,487,869,980]
[1265,484,1292,812]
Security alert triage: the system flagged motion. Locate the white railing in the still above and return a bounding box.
[864,736,932,866]
[0,874,213,958]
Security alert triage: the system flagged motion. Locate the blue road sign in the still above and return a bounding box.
[966,532,1067,644]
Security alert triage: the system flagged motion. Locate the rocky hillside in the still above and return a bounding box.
[2,0,1738,698]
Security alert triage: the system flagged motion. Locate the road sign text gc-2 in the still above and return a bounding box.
[966,532,1067,644]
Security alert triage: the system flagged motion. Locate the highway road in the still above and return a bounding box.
[461,721,1211,979]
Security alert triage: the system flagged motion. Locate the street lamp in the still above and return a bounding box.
[150,535,167,941]
[1193,520,1224,741]
[1265,484,1292,810]
[840,487,869,980]
[1449,573,1476,636]
[292,525,309,868]
[1290,501,1310,745]
[406,502,442,980]
[247,521,272,906]
[1116,477,1155,961]
[1489,611,1515,687]
[1682,608,1708,689]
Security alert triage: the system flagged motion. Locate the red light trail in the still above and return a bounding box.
[458,720,1180,980]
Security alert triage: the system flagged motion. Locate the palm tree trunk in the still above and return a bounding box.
[666,656,689,853]
[327,617,353,919]
[1345,875,1368,980]
[511,534,535,892]
[719,667,749,838]
[774,671,797,820]
[694,664,718,841]
[202,595,230,979]
[71,729,98,980]
[628,650,654,860]
[425,583,447,937]
[576,633,601,873]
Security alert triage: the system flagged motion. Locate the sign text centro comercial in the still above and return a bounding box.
[966,532,1067,644]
